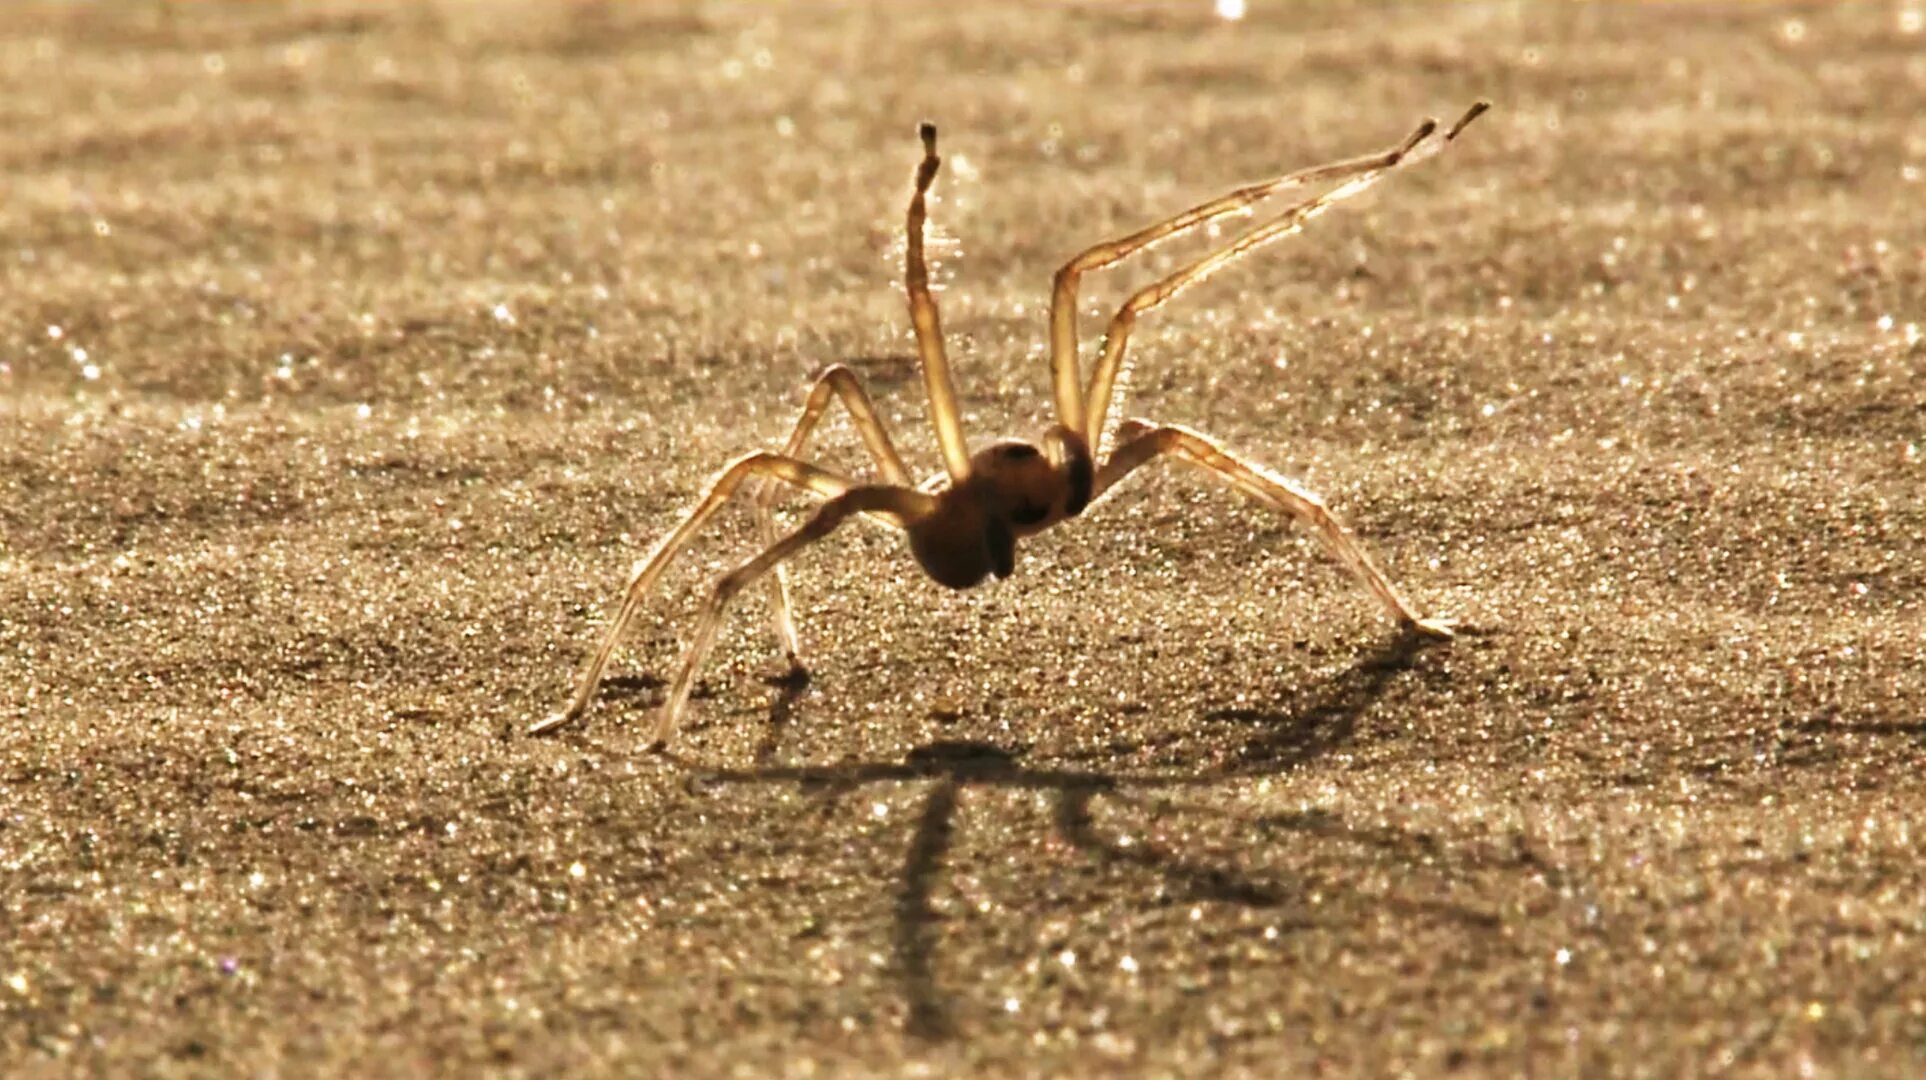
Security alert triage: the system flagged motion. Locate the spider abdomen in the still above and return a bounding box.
[906,495,1010,589]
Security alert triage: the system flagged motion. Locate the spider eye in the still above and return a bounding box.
[997,443,1042,461]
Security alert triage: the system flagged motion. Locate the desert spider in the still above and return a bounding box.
[535,101,1489,746]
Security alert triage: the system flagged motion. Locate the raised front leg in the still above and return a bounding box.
[1049,104,1487,443]
[905,123,972,483]
[1082,104,1489,453]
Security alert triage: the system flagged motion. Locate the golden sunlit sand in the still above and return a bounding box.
[3,2,1922,1074]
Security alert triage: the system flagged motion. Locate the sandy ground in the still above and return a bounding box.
[3,1,1924,1075]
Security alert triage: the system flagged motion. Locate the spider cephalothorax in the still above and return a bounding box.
[536,103,1489,747]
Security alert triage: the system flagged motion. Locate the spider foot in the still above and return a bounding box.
[528,710,575,736]
[1401,615,1457,641]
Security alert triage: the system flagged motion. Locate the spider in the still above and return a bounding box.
[535,101,1489,746]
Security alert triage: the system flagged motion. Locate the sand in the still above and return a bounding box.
[4,1,1923,1075]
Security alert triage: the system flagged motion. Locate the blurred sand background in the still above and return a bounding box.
[3,1,1923,1075]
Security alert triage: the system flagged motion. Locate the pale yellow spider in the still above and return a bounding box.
[535,102,1489,746]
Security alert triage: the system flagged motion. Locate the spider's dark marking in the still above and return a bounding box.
[916,123,940,191]
[986,517,1017,579]
[997,444,1041,461]
[1064,448,1094,517]
[1009,501,1050,526]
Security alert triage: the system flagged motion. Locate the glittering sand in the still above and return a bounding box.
[4,2,1923,1075]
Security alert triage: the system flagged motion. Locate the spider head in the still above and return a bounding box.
[974,429,1094,526]
[972,441,1065,533]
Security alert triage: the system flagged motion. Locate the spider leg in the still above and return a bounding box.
[1051,103,1487,439]
[1096,421,1455,638]
[906,122,972,483]
[755,364,914,665]
[656,485,937,748]
[1084,103,1488,452]
[535,452,876,735]
[768,364,914,486]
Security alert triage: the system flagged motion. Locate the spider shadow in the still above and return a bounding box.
[680,634,1468,1042]
[597,673,664,706]
[1192,632,1435,778]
